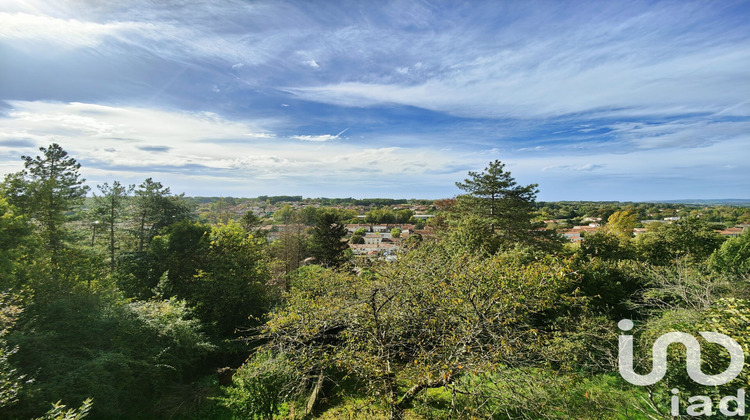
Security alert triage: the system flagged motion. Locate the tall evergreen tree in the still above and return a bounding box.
[93,181,134,273]
[310,212,349,268]
[133,178,191,252]
[454,160,562,252]
[2,144,88,266]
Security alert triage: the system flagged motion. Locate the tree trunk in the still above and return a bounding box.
[305,370,325,416]
[393,374,454,418]
[109,198,116,273]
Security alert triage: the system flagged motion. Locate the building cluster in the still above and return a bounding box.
[556,217,749,243]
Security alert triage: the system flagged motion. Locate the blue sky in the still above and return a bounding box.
[1,0,748,201]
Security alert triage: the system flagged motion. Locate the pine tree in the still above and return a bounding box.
[310,212,349,268]
[93,181,134,273]
[2,144,88,266]
[133,178,190,251]
[455,160,562,252]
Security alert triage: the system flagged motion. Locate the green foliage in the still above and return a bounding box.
[310,212,349,268]
[8,289,214,418]
[2,144,749,419]
[92,181,134,273]
[633,299,750,415]
[147,220,212,298]
[579,230,633,261]
[219,350,300,419]
[111,251,154,299]
[241,212,264,232]
[350,234,365,244]
[639,258,735,311]
[710,230,750,275]
[125,298,217,372]
[634,218,725,265]
[144,221,271,336]
[262,243,585,417]
[273,204,297,224]
[266,223,310,284]
[442,371,655,419]
[606,210,638,239]
[133,178,192,252]
[577,258,647,319]
[442,214,497,255]
[403,232,423,248]
[193,222,271,335]
[0,292,26,409]
[364,207,412,224]
[453,160,563,252]
[0,197,32,288]
[257,195,303,205]
[34,398,93,420]
[2,144,88,266]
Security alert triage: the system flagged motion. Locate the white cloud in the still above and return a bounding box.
[517,146,546,152]
[542,163,605,172]
[0,10,266,65]
[1,100,746,200]
[0,101,473,194]
[290,134,338,142]
[290,128,348,142]
[0,12,150,47]
[281,6,750,120]
[605,119,750,150]
[3,101,270,143]
[1,2,747,199]
[287,42,749,119]
[304,59,320,68]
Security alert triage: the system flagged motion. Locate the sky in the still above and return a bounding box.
[0,0,748,201]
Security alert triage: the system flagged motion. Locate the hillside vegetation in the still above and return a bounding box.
[1,146,749,419]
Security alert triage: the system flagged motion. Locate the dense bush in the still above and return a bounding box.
[7,291,214,418]
[219,350,301,419]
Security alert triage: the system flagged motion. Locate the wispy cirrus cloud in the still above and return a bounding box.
[291,128,348,142]
[0,1,748,199]
[608,118,750,149]
[542,163,606,172]
[0,12,147,47]
[1,101,273,144]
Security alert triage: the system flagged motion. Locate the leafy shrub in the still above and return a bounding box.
[219,350,301,419]
[9,292,214,418]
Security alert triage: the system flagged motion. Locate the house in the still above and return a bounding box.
[560,225,601,243]
[562,231,583,243]
[543,219,567,224]
[363,233,393,244]
[345,224,372,234]
[581,217,602,223]
[364,233,383,244]
[718,227,744,237]
[349,243,400,256]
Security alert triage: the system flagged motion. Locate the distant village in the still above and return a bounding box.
[557,217,749,243]
[188,196,750,260]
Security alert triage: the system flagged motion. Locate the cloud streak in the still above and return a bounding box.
[0,101,475,196]
[291,128,348,142]
[0,1,748,200]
